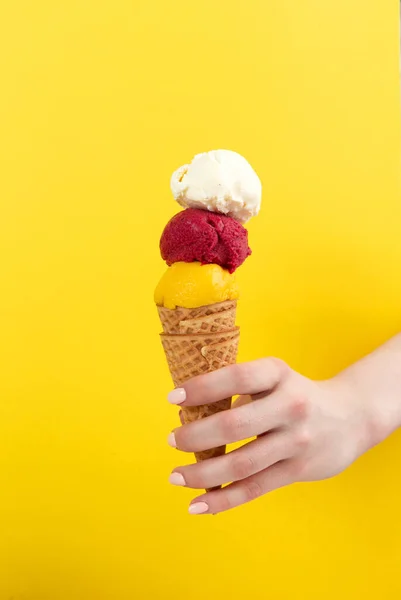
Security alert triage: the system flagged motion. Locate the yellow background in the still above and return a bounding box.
[0,1,400,598]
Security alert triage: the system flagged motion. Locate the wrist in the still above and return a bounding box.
[334,367,401,452]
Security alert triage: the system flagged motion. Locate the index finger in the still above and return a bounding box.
[167,358,288,407]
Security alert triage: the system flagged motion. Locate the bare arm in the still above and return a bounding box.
[339,333,401,448]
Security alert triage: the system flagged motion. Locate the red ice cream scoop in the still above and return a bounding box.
[160,208,251,273]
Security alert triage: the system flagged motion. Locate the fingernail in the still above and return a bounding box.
[168,388,186,405]
[169,472,186,486]
[167,432,177,448]
[189,502,209,515]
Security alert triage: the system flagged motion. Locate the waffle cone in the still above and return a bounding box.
[158,301,239,491]
[158,300,237,334]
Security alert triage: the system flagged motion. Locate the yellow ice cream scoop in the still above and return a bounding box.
[154,262,239,310]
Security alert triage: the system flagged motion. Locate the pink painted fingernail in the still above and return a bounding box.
[169,472,186,486]
[168,388,186,405]
[189,502,209,515]
[167,432,177,448]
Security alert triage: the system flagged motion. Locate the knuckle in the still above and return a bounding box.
[186,464,208,490]
[212,492,233,514]
[288,394,309,421]
[219,410,243,439]
[234,363,254,390]
[231,454,255,481]
[243,479,264,502]
[293,427,311,450]
[263,356,289,379]
[233,358,289,394]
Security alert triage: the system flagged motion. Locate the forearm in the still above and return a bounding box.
[337,333,401,448]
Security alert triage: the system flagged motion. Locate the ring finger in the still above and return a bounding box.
[171,429,296,490]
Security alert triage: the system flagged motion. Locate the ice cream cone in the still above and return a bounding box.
[156,150,261,493]
[158,301,239,491]
[157,299,237,335]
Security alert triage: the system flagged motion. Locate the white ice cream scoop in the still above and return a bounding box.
[170,149,262,223]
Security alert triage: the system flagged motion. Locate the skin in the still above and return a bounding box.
[167,333,401,514]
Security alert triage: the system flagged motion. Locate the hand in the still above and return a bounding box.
[167,358,374,514]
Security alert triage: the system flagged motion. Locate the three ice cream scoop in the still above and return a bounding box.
[156,149,261,309]
[156,149,262,480]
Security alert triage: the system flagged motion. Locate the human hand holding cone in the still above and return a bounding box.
[155,150,262,490]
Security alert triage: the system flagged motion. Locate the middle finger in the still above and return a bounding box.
[171,389,295,453]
